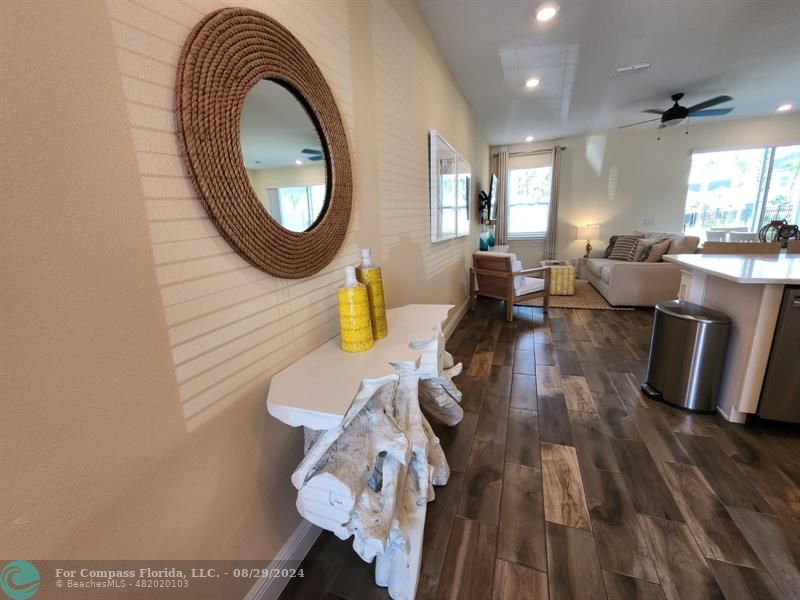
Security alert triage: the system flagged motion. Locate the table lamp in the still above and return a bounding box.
[577,224,600,258]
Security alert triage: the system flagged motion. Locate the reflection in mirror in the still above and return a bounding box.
[429,130,470,242]
[436,137,457,238]
[457,155,471,234]
[240,80,327,232]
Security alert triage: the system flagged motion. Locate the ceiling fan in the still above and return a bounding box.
[301,148,324,161]
[620,93,734,129]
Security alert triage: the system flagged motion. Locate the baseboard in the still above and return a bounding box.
[244,519,321,600]
[443,299,469,340]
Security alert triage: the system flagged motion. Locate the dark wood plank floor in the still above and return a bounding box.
[281,299,800,600]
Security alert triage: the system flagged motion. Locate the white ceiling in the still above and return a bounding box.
[240,80,323,169]
[417,0,800,145]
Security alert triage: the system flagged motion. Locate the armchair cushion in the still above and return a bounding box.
[517,276,546,296]
[512,258,524,293]
[472,251,527,293]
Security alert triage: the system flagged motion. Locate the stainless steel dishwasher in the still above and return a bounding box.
[757,285,800,423]
[642,300,731,413]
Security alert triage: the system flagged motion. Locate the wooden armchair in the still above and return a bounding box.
[469,252,550,322]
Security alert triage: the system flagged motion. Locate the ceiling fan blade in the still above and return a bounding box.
[308,155,323,161]
[690,108,734,117]
[642,109,665,115]
[301,148,322,155]
[619,117,661,129]
[687,95,732,112]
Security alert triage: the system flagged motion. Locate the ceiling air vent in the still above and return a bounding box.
[613,62,652,76]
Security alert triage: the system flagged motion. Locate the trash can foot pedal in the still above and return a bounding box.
[641,383,663,401]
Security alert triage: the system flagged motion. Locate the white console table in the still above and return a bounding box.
[267,304,453,430]
[266,304,456,600]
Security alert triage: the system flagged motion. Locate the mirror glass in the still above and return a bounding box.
[240,80,327,232]
[429,130,470,241]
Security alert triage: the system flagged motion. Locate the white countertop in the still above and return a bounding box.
[664,253,800,284]
[266,304,453,430]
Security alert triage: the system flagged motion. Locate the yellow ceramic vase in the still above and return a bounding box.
[356,266,388,340]
[338,266,374,353]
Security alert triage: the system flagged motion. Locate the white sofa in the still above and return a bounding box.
[586,231,700,307]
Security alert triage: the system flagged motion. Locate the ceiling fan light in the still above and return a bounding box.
[525,77,540,89]
[525,136,534,142]
[777,103,792,112]
[294,159,303,165]
[536,5,558,21]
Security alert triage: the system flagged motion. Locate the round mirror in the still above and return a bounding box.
[177,7,352,278]
[240,80,328,232]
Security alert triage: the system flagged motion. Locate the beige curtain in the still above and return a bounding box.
[495,150,509,245]
[543,145,561,259]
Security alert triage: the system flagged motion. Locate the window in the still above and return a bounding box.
[507,152,553,238]
[683,145,800,241]
[266,185,326,232]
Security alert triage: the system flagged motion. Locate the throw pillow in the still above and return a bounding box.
[633,238,655,261]
[645,238,672,262]
[603,235,619,258]
[633,236,669,261]
[608,234,643,261]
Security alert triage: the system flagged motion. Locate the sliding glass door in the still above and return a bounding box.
[763,145,800,228]
[683,144,799,241]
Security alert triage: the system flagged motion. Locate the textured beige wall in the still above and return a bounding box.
[493,114,800,266]
[0,0,487,561]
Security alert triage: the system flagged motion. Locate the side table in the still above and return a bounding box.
[572,257,589,279]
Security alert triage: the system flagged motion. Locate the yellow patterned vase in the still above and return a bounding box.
[338,284,374,352]
[356,266,388,340]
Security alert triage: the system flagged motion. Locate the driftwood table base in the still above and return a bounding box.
[293,367,452,599]
[267,305,461,599]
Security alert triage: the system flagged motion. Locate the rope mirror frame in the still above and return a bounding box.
[176,8,352,279]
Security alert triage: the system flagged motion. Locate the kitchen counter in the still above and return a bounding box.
[665,253,797,423]
[663,253,800,284]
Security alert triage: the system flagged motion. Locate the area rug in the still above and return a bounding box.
[520,280,634,311]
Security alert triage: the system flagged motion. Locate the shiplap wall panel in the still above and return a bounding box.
[108,0,480,432]
[371,0,476,294]
[151,238,234,266]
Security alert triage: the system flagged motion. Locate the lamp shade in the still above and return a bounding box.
[577,224,600,240]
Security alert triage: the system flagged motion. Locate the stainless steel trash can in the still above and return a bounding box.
[642,300,731,413]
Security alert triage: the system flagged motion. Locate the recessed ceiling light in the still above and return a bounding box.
[536,5,558,21]
[295,159,303,165]
[777,103,792,112]
[525,136,535,142]
[525,77,541,89]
